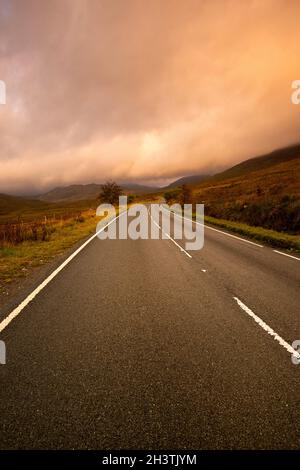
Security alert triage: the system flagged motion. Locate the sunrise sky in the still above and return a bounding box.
[1,0,300,194]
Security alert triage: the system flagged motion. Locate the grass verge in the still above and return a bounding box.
[204,215,300,252]
[0,209,101,288]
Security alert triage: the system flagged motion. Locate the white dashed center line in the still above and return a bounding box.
[233,296,300,361]
[148,210,192,259]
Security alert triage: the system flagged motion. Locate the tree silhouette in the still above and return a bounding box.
[98,181,123,205]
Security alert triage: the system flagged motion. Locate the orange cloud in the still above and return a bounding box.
[0,0,300,193]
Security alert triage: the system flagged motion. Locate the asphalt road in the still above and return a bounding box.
[0,208,299,449]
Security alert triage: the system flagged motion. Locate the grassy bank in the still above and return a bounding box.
[0,209,100,287]
[204,215,300,252]
[163,153,300,235]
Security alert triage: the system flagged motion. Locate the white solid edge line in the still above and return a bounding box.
[0,211,128,334]
[273,250,300,261]
[148,210,192,258]
[233,296,300,360]
[162,206,264,248]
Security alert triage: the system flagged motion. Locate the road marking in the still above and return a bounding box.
[0,211,128,334]
[162,207,264,248]
[273,250,300,261]
[148,210,192,258]
[201,269,207,272]
[233,296,300,361]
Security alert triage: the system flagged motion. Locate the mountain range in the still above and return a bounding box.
[1,143,299,219]
[35,183,158,203]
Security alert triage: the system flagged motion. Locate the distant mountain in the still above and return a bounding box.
[121,183,159,194]
[165,143,300,190]
[212,143,300,182]
[35,184,99,202]
[37,183,158,203]
[166,174,210,189]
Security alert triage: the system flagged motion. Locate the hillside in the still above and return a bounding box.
[37,183,158,203]
[166,143,300,189]
[0,194,50,221]
[2,143,300,231]
[166,174,210,189]
[212,143,300,181]
[0,194,96,224]
[194,154,300,234]
[163,143,300,234]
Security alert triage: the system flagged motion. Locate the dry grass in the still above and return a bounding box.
[0,213,86,246]
[192,158,300,234]
[0,209,100,287]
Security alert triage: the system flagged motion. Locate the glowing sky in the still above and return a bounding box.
[1,0,300,193]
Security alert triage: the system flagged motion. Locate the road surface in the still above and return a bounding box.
[0,208,299,449]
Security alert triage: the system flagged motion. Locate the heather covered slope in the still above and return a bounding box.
[193,155,300,233]
[213,143,300,181]
[163,144,300,235]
